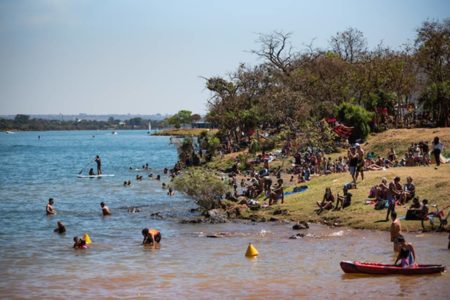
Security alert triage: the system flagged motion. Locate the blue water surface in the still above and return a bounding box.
[0,130,195,274]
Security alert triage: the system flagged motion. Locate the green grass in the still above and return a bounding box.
[252,164,450,232]
[153,128,218,136]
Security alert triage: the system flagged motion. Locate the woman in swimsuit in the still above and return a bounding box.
[394,235,416,267]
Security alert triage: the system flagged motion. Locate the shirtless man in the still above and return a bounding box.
[46,198,56,215]
[269,178,284,205]
[386,176,404,221]
[390,211,402,252]
[355,144,365,181]
[100,202,111,216]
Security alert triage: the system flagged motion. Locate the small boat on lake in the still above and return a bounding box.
[340,261,446,275]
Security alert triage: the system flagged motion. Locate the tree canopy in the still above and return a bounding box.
[205,19,450,147]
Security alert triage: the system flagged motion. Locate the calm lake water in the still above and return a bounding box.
[0,130,449,299]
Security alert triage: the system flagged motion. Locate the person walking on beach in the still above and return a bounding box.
[432,136,443,168]
[95,155,102,175]
[46,198,56,215]
[100,202,111,216]
[390,211,402,253]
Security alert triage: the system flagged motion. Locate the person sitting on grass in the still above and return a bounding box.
[387,147,397,164]
[316,187,334,215]
[394,235,416,268]
[402,176,415,204]
[405,197,423,220]
[374,178,389,210]
[365,160,384,171]
[334,186,352,211]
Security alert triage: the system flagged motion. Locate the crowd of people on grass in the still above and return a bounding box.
[219,135,446,220]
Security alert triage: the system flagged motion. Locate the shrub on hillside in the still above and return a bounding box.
[173,168,230,211]
[337,102,374,142]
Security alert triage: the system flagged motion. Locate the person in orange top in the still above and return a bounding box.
[142,228,161,245]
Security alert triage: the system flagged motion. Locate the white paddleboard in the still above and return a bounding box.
[77,174,115,178]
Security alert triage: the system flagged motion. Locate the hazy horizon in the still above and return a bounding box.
[1,0,449,115]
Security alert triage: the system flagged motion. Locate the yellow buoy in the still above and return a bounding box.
[83,233,92,244]
[245,243,259,257]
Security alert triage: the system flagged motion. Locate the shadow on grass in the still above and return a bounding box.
[374,219,389,223]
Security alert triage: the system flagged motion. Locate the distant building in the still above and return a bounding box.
[191,121,214,129]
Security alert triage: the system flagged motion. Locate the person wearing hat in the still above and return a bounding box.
[394,235,416,267]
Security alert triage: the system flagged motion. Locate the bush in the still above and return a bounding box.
[337,102,374,142]
[173,168,230,211]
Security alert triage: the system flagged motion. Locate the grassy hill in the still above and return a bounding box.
[252,128,450,232]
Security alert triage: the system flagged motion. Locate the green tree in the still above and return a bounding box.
[178,137,194,164]
[337,102,374,142]
[415,19,450,126]
[167,110,193,128]
[173,168,230,211]
[14,114,30,123]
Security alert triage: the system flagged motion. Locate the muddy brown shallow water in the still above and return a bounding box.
[1,222,448,299]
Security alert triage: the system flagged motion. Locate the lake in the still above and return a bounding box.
[0,130,448,299]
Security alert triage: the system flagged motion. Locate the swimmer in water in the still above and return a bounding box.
[54,221,66,234]
[46,198,56,215]
[100,202,111,216]
[73,236,87,249]
[142,228,161,246]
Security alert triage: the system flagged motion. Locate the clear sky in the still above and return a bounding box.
[0,0,449,115]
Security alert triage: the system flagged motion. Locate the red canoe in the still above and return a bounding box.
[340,261,446,275]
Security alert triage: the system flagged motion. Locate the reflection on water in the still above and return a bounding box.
[0,131,449,299]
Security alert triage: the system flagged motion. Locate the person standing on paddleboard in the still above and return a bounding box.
[95,155,102,175]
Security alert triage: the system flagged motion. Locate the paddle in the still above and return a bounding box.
[78,160,93,175]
